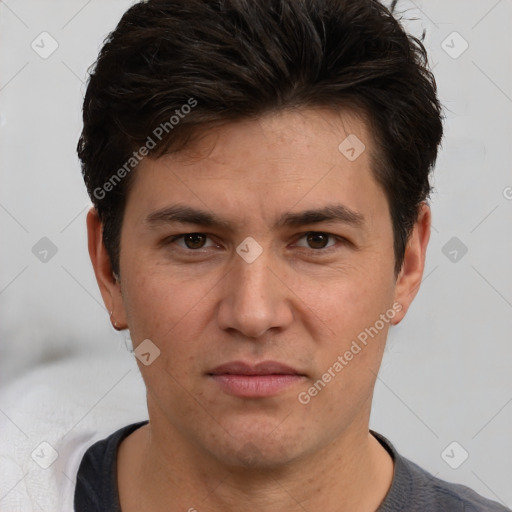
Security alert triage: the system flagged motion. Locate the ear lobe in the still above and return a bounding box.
[86,207,127,329]
[391,202,431,325]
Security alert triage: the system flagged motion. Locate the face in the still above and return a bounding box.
[91,108,428,468]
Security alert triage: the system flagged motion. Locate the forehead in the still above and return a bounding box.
[165,107,375,176]
[124,107,386,230]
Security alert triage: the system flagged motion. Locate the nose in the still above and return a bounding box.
[216,249,294,339]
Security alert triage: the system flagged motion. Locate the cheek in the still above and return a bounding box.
[121,263,220,362]
[120,273,166,341]
[301,268,394,335]
[296,267,395,390]
[121,271,210,406]
[121,267,187,340]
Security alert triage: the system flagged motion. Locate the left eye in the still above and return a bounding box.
[294,232,338,250]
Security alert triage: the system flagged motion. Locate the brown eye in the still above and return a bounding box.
[183,233,207,249]
[165,233,217,252]
[306,232,331,249]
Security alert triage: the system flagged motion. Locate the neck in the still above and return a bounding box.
[118,412,394,512]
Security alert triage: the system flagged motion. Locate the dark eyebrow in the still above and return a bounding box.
[146,205,233,230]
[145,203,365,231]
[275,204,365,229]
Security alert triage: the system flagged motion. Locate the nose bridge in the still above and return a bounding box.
[217,241,292,338]
[236,251,273,302]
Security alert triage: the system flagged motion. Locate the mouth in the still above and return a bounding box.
[208,361,306,398]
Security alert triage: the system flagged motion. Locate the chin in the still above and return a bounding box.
[218,440,297,471]
[206,417,307,470]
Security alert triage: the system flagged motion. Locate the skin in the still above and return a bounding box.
[88,107,430,511]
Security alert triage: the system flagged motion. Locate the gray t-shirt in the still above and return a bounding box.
[74,421,510,511]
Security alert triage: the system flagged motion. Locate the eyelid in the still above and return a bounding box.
[166,233,218,250]
[291,231,347,250]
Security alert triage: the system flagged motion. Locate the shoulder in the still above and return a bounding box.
[74,421,149,512]
[401,455,509,512]
[372,431,511,512]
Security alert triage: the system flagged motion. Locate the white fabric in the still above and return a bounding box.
[0,354,147,512]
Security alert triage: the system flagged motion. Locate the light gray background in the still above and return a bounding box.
[1,0,511,508]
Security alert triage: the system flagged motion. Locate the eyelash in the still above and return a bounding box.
[164,232,348,254]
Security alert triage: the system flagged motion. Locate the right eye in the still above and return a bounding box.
[165,233,218,250]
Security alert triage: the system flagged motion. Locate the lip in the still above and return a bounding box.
[210,361,302,376]
[208,361,306,398]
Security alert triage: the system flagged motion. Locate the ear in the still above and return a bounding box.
[86,207,127,330]
[391,202,431,325]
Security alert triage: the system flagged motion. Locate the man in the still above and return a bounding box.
[74,0,510,510]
